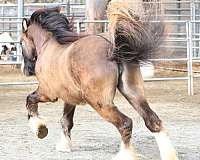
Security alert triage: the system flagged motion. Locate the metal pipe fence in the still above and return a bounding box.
[0,1,200,96]
[0,20,196,95]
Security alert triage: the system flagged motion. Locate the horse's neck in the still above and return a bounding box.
[31,25,51,56]
[41,39,72,61]
[35,36,50,56]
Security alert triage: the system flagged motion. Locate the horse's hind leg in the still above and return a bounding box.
[88,101,136,160]
[84,76,136,160]
[56,103,75,152]
[118,63,178,160]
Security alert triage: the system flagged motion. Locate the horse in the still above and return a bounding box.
[0,32,16,61]
[20,1,178,160]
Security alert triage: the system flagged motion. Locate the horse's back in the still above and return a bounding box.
[70,33,117,78]
[71,33,111,60]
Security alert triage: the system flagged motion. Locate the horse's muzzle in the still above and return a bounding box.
[22,57,36,76]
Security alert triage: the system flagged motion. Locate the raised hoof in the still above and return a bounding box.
[37,125,48,139]
[29,117,48,139]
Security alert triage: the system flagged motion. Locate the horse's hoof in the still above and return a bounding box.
[37,125,48,139]
[56,132,72,152]
[154,131,179,160]
[56,142,72,152]
[29,116,48,139]
[113,142,137,160]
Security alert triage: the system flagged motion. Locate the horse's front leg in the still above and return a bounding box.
[56,103,76,152]
[26,90,56,139]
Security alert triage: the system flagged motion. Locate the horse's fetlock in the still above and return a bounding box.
[145,118,162,133]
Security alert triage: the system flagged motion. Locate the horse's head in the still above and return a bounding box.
[20,7,62,76]
[20,6,80,76]
[20,18,37,76]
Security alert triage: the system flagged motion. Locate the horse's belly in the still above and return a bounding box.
[37,75,83,105]
[58,87,84,105]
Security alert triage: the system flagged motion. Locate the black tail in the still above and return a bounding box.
[107,1,164,63]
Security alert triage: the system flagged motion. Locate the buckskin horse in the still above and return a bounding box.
[20,1,178,160]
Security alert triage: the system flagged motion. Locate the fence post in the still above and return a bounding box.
[17,0,24,63]
[186,21,194,95]
[2,5,4,32]
[67,0,70,17]
[76,20,80,34]
[190,0,195,21]
[104,21,108,32]
[190,0,198,57]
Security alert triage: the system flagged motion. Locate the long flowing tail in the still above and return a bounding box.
[107,0,164,63]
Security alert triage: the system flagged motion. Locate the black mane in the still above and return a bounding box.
[30,9,79,44]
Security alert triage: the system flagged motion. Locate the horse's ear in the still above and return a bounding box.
[22,18,29,33]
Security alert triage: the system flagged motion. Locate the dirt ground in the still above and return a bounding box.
[0,66,200,160]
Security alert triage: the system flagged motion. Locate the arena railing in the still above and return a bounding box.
[0,20,195,96]
[0,1,200,96]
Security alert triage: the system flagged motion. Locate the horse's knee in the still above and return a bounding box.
[26,91,39,104]
[144,113,162,132]
[26,95,34,107]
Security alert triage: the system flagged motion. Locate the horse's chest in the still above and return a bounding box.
[36,58,82,104]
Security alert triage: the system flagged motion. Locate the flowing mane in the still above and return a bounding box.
[30,9,80,44]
